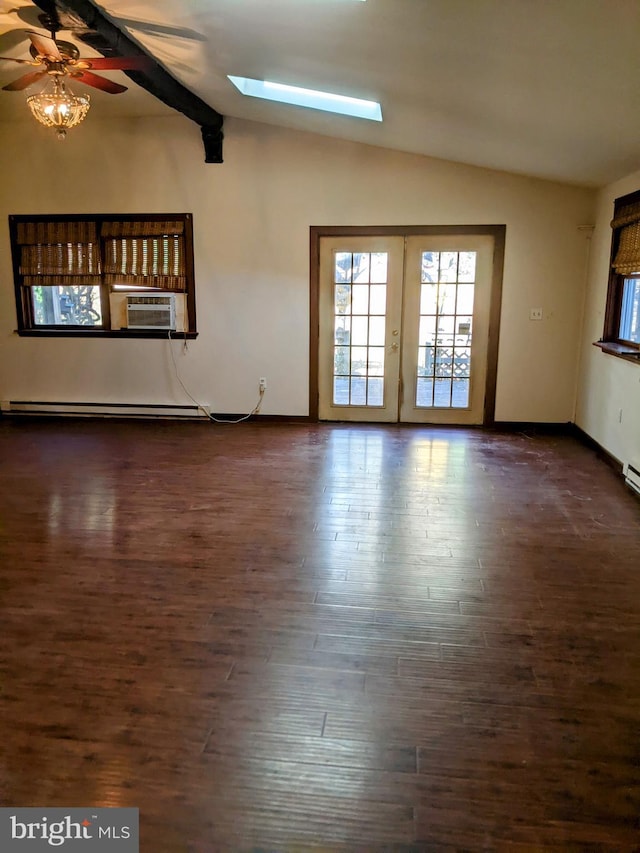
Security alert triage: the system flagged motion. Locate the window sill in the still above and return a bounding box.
[15,329,198,339]
[593,340,640,363]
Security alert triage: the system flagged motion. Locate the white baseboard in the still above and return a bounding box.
[0,400,210,420]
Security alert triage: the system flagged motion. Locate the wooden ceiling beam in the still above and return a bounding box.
[33,0,224,162]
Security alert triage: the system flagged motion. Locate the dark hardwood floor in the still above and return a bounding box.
[0,418,639,851]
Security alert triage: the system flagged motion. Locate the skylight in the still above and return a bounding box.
[227,76,382,122]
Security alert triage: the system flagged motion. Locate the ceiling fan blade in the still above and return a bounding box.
[2,69,48,91]
[27,30,62,61]
[0,56,37,65]
[78,56,150,71]
[72,70,127,94]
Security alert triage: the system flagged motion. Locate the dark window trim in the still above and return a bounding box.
[15,329,199,340]
[9,213,197,337]
[598,189,640,364]
[593,340,640,363]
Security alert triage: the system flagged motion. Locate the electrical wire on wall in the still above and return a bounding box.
[167,331,265,423]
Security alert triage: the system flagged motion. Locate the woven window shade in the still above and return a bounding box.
[16,220,101,286]
[611,200,640,230]
[613,222,640,275]
[102,221,186,291]
[101,220,185,238]
[612,201,640,275]
[16,221,97,244]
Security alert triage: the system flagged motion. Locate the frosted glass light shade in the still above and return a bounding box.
[27,77,90,139]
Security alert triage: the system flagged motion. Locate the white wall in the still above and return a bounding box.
[0,113,594,420]
[575,169,640,465]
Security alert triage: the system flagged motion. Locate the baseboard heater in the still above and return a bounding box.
[0,401,209,420]
[623,460,640,496]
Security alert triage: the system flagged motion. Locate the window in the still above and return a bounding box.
[9,214,196,337]
[227,76,382,121]
[619,277,640,344]
[600,190,640,360]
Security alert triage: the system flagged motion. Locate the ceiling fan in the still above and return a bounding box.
[1,28,147,94]
[0,24,148,137]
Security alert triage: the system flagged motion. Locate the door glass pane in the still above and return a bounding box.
[439,252,458,282]
[335,283,351,313]
[334,346,350,375]
[458,252,476,282]
[351,284,369,314]
[353,253,370,283]
[367,378,384,405]
[454,347,471,378]
[333,376,349,404]
[435,347,452,376]
[370,284,386,314]
[351,346,368,373]
[434,378,452,406]
[350,376,367,405]
[416,377,433,406]
[369,316,386,346]
[456,316,472,341]
[420,282,438,314]
[334,315,350,344]
[367,346,385,375]
[335,253,352,282]
[457,284,475,313]
[437,316,455,339]
[417,346,433,377]
[421,252,439,282]
[351,316,368,346]
[370,253,388,283]
[414,250,476,409]
[452,378,470,408]
[419,315,436,345]
[332,250,388,407]
[439,283,457,315]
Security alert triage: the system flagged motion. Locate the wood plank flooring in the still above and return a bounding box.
[0,419,639,851]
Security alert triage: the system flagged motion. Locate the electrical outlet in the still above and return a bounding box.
[259,377,267,391]
[529,308,543,321]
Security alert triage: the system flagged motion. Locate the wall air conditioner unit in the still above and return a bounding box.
[623,460,640,496]
[126,295,176,330]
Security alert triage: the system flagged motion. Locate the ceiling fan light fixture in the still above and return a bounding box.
[27,76,90,139]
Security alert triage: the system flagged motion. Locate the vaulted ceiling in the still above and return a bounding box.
[1,0,639,187]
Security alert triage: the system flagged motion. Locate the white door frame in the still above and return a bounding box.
[310,225,506,425]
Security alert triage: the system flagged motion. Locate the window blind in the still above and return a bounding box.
[16,220,101,286]
[101,220,187,291]
[611,200,640,275]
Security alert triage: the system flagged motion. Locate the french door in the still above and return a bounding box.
[316,230,501,424]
